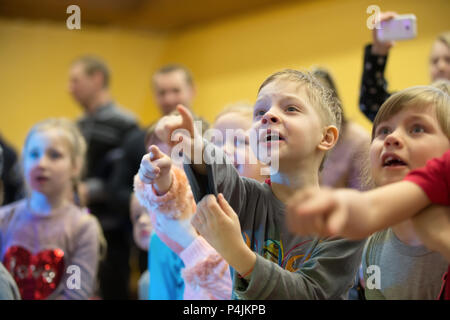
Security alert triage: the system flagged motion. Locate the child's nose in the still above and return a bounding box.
[37,155,50,167]
[384,132,403,148]
[261,112,279,125]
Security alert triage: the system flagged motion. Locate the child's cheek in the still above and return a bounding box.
[25,164,38,189]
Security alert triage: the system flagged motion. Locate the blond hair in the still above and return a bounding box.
[23,118,87,205]
[372,86,450,140]
[258,69,342,132]
[258,69,342,170]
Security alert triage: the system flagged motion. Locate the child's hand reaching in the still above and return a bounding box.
[286,188,371,239]
[192,194,256,278]
[138,145,172,195]
[155,105,204,171]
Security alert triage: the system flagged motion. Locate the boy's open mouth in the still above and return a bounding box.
[262,129,285,142]
[382,154,407,167]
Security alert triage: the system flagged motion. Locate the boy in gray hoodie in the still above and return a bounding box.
[143,69,365,299]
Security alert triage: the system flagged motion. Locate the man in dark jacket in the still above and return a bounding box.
[69,55,138,299]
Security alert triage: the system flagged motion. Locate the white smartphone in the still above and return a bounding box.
[376,14,417,42]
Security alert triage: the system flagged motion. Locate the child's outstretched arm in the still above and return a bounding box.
[286,181,431,239]
[135,161,233,299]
[192,194,257,280]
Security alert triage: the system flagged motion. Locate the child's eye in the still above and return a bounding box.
[254,109,266,118]
[29,150,40,159]
[376,127,391,136]
[411,125,425,134]
[48,150,62,159]
[286,106,298,112]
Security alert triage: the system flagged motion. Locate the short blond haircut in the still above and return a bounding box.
[258,69,343,132]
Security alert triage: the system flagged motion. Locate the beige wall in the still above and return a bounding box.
[1,0,449,151]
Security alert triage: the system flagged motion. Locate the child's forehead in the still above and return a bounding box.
[377,103,437,124]
[256,79,309,104]
[27,129,71,149]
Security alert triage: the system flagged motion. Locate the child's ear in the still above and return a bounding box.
[318,126,339,151]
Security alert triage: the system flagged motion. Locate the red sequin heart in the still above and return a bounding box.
[3,246,65,300]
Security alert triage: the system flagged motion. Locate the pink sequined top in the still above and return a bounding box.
[0,200,101,300]
[134,166,232,300]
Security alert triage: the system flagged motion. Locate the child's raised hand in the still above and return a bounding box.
[192,194,246,261]
[371,11,398,55]
[155,105,202,161]
[138,145,172,195]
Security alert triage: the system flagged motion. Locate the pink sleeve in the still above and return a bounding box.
[404,150,450,206]
[133,166,195,220]
[180,237,232,300]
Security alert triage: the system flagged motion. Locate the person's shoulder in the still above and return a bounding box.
[66,205,101,232]
[0,200,26,232]
[365,229,390,252]
[100,103,138,129]
[0,199,25,218]
[123,126,146,145]
[112,104,138,123]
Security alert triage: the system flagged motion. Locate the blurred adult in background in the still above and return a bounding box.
[69,55,139,299]
[312,68,370,191]
[359,11,450,122]
[0,136,24,205]
[109,64,209,298]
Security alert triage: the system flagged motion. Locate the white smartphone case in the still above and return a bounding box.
[376,14,417,42]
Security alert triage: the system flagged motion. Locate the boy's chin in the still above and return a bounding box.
[376,172,408,187]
